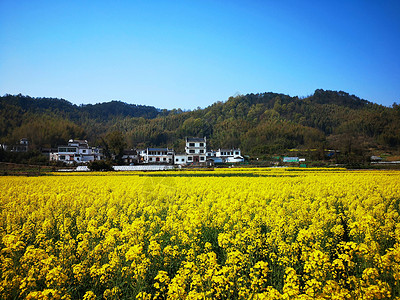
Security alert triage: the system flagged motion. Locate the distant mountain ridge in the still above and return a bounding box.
[0,90,399,158]
[0,94,161,120]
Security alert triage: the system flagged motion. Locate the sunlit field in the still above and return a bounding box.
[1,168,399,299]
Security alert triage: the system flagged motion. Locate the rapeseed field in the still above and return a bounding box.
[0,168,399,299]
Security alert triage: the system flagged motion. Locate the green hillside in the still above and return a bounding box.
[1,90,399,159]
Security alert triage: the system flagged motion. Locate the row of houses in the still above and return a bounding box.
[51,137,244,166]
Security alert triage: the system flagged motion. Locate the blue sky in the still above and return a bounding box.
[1,0,399,109]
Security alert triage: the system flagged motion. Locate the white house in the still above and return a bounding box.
[216,148,241,158]
[174,154,187,165]
[185,137,207,165]
[56,140,103,164]
[172,138,244,166]
[140,148,174,164]
[216,148,244,163]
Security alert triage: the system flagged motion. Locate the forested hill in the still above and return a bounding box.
[0,94,162,149]
[1,90,399,156]
[0,94,161,120]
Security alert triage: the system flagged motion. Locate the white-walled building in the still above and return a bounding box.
[55,140,103,164]
[185,137,207,165]
[215,148,244,163]
[216,148,241,158]
[174,154,187,165]
[140,148,174,164]
[173,138,244,166]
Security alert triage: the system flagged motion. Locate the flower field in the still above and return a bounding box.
[1,168,400,299]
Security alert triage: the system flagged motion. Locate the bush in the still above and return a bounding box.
[88,160,113,171]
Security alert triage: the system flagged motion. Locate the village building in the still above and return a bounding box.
[41,147,58,160]
[1,138,29,152]
[174,138,244,166]
[139,148,174,164]
[215,148,244,163]
[204,150,220,164]
[185,137,207,165]
[206,150,216,158]
[54,140,103,164]
[122,149,138,165]
[174,153,187,165]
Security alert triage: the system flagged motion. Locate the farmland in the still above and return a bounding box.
[1,168,399,299]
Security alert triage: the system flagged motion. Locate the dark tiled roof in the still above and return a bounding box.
[123,149,137,155]
[186,137,206,142]
[148,148,170,152]
[73,139,88,143]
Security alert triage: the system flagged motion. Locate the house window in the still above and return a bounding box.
[200,143,204,147]
[60,155,65,160]
[188,156,193,161]
[200,157,205,161]
[189,143,195,147]
[189,150,195,154]
[199,150,204,153]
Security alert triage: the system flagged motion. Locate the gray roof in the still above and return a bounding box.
[186,137,206,142]
[123,149,137,155]
[219,149,240,152]
[147,148,171,151]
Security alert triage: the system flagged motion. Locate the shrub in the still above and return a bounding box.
[88,160,113,171]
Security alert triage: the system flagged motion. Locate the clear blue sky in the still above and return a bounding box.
[1,0,399,109]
